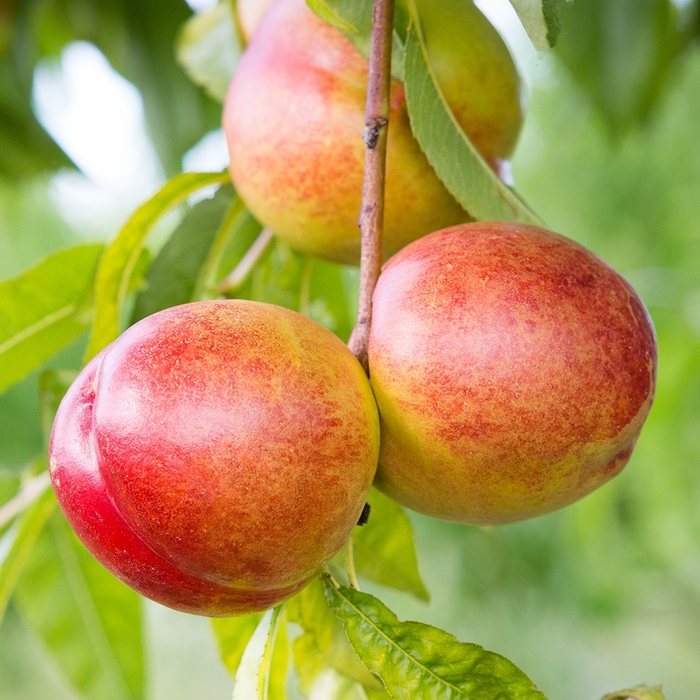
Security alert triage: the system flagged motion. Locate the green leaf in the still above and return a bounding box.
[0,482,55,625]
[403,3,542,226]
[231,607,286,700]
[15,512,144,700]
[508,0,565,51]
[352,489,428,601]
[287,578,381,691]
[323,580,548,700]
[131,185,235,322]
[211,613,264,679]
[0,244,103,395]
[85,171,229,362]
[602,686,667,700]
[177,2,242,103]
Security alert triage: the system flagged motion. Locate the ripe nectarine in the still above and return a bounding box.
[368,222,657,524]
[49,300,379,615]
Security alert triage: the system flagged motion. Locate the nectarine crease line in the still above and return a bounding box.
[353,0,396,374]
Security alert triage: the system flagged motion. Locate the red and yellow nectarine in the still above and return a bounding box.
[224,0,523,264]
[368,222,657,524]
[49,300,379,616]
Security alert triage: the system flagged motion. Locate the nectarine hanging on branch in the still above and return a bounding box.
[368,222,657,524]
[49,300,379,616]
[224,0,524,265]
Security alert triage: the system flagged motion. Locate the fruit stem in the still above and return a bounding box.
[344,537,361,590]
[352,0,396,374]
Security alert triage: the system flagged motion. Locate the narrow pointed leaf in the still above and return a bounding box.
[508,0,565,51]
[353,489,428,601]
[257,605,288,700]
[15,513,144,700]
[177,2,242,103]
[85,171,229,362]
[0,244,103,395]
[324,581,548,700]
[0,483,55,625]
[403,4,542,226]
[211,613,264,679]
[602,687,667,700]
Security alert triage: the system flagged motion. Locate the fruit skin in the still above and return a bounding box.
[237,0,274,42]
[223,0,523,265]
[368,222,657,525]
[49,300,379,616]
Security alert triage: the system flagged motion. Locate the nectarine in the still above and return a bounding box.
[49,300,379,616]
[368,222,657,524]
[224,0,523,265]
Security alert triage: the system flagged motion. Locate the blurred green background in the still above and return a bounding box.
[2,0,700,698]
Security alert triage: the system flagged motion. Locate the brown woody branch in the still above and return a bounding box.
[352,0,396,374]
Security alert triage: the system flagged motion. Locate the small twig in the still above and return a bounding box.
[298,257,313,316]
[344,537,360,590]
[0,471,51,530]
[352,0,396,374]
[218,227,274,294]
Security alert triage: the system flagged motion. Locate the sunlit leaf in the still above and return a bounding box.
[508,0,565,51]
[403,1,542,225]
[131,185,235,322]
[0,244,102,395]
[211,613,264,679]
[231,607,286,700]
[15,512,144,700]
[0,483,55,625]
[258,605,287,700]
[85,171,229,362]
[602,686,667,700]
[324,580,548,700]
[353,488,428,601]
[177,2,242,103]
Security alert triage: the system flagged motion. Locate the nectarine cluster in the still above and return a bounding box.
[48,0,657,618]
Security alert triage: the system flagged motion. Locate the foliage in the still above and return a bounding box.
[2,0,700,698]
